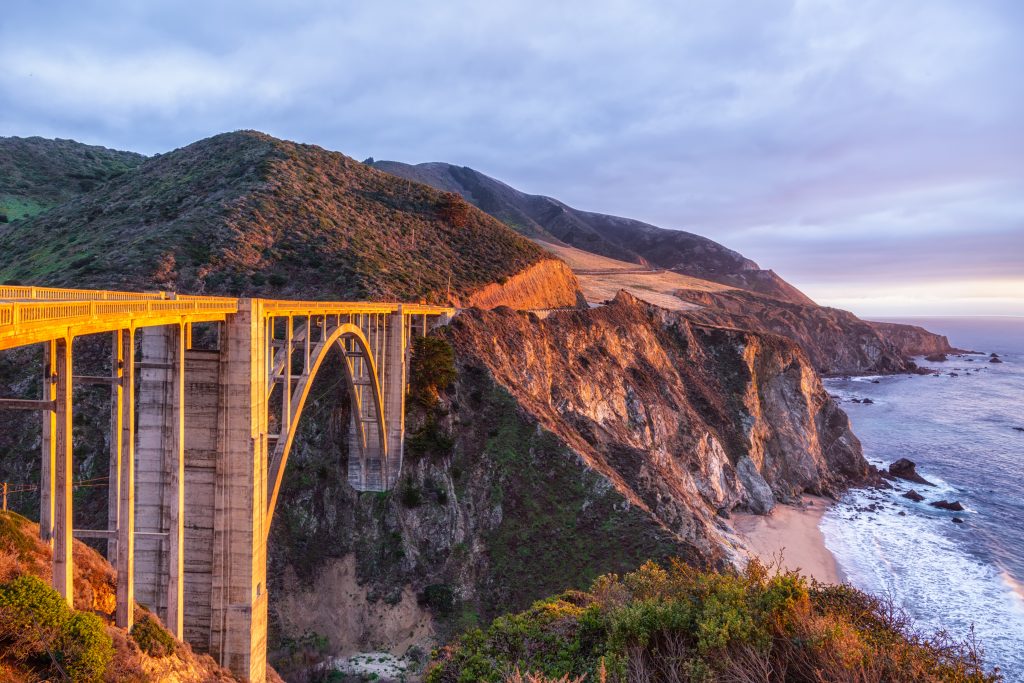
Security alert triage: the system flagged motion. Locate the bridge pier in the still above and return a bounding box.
[52,336,74,606]
[210,299,268,681]
[135,325,186,636]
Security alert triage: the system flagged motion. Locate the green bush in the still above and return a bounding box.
[0,575,114,682]
[58,611,113,681]
[130,614,176,657]
[0,574,68,660]
[426,559,1001,683]
[410,336,457,409]
[399,480,423,508]
[421,584,457,616]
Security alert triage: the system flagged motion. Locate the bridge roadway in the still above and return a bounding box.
[0,286,453,682]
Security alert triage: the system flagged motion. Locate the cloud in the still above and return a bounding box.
[1,0,1022,315]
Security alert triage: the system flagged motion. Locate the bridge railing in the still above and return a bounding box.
[0,297,239,351]
[0,285,175,301]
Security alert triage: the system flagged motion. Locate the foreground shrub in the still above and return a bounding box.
[129,613,176,657]
[427,559,1000,683]
[0,574,113,682]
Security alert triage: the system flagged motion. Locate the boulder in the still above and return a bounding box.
[902,489,925,502]
[990,357,1003,364]
[929,500,965,512]
[925,353,948,362]
[888,458,934,486]
[952,517,965,524]
[862,398,874,404]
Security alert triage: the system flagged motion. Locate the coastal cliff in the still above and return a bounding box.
[265,292,869,675]
[868,320,958,356]
[673,287,940,374]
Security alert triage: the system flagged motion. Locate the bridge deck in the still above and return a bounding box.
[0,287,453,351]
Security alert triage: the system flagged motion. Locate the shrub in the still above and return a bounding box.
[399,480,423,508]
[426,559,1001,683]
[129,613,176,657]
[437,193,470,228]
[57,611,113,681]
[0,575,114,682]
[410,336,457,409]
[421,584,457,616]
[0,574,68,660]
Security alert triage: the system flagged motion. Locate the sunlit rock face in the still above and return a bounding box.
[447,291,869,553]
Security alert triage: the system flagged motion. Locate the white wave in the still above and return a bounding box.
[821,489,1024,680]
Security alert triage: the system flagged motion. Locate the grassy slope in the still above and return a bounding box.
[0,136,146,221]
[0,131,548,302]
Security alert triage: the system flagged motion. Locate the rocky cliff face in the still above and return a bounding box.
[868,320,958,356]
[460,258,582,310]
[673,287,926,375]
[265,293,869,676]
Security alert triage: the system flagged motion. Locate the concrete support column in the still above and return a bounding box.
[384,308,407,490]
[52,337,74,606]
[211,299,267,683]
[135,325,185,635]
[115,328,136,629]
[40,340,56,546]
[107,330,123,563]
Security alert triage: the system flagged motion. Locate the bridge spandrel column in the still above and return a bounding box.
[211,299,268,683]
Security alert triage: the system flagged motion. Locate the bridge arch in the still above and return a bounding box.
[265,322,387,532]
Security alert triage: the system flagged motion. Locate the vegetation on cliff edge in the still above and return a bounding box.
[428,559,999,683]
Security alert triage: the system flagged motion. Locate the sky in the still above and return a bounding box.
[2,0,1022,317]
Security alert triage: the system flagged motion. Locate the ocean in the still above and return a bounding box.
[822,316,1024,680]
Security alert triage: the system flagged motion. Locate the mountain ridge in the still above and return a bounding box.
[369,159,816,305]
[0,131,579,309]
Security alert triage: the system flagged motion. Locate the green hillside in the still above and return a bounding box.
[0,131,547,302]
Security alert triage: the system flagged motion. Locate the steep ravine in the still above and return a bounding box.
[267,292,871,677]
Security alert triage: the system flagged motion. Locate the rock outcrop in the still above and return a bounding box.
[868,321,958,357]
[448,293,868,517]
[673,287,913,375]
[888,458,934,486]
[459,258,582,310]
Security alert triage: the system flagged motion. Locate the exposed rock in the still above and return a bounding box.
[448,291,871,537]
[925,353,949,362]
[930,500,965,512]
[953,517,965,524]
[460,258,581,310]
[862,398,874,404]
[888,458,934,486]
[990,357,1003,364]
[1013,427,1024,433]
[675,288,915,375]
[867,320,958,356]
[902,489,925,502]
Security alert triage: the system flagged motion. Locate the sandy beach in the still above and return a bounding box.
[733,496,845,584]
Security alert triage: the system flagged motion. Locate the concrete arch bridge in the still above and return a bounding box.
[0,286,453,682]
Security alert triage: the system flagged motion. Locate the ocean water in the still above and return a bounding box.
[821,316,1024,680]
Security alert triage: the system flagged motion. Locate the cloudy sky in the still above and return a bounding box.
[2,1,1022,316]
